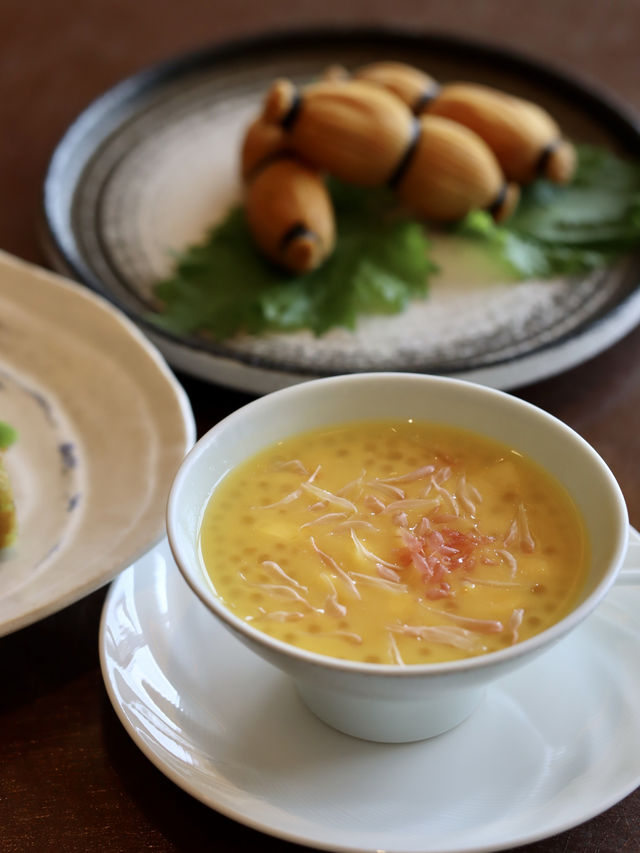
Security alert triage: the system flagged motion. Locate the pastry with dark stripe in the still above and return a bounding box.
[352,62,575,185]
[262,77,519,223]
[241,118,335,273]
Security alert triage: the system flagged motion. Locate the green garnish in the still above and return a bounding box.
[0,422,17,551]
[152,144,640,341]
[0,422,17,450]
[458,144,640,278]
[153,181,435,339]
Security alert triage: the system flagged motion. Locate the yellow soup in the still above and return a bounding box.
[199,420,588,664]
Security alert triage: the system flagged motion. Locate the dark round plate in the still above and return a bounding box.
[42,27,640,393]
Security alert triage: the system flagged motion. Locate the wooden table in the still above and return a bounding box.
[1,1,639,850]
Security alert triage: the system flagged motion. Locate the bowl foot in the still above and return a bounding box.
[295,681,486,743]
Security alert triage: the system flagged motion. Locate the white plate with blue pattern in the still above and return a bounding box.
[0,251,195,636]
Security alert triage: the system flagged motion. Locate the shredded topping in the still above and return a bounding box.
[261,560,308,591]
[495,548,518,577]
[421,604,503,633]
[387,631,405,665]
[310,536,361,599]
[366,480,406,500]
[300,511,349,529]
[350,572,408,593]
[275,459,309,476]
[377,565,403,583]
[389,623,487,652]
[508,608,525,644]
[320,574,348,617]
[364,494,386,514]
[307,465,322,483]
[335,519,377,532]
[381,498,439,515]
[457,474,481,515]
[254,487,301,509]
[429,478,459,515]
[504,504,536,553]
[350,529,400,571]
[219,438,556,665]
[395,525,489,592]
[378,465,435,484]
[320,630,363,645]
[301,481,358,513]
[259,611,305,622]
[252,583,314,607]
[464,577,521,589]
[337,469,366,496]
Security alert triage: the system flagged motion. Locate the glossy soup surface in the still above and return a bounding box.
[199,420,588,664]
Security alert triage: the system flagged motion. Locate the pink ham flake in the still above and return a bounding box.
[425,582,451,600]
[399,529,434,579]
[394,523,492,597]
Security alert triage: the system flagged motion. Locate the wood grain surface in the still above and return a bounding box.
[1,1,639,850]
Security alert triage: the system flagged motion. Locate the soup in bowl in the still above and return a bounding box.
[167,373,631,742]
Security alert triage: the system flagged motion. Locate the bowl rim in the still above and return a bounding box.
[167,372,629,679]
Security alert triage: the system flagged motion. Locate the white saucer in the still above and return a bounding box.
[100,538,640,853]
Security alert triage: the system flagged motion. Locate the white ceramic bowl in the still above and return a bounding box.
[167,373,634,743]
